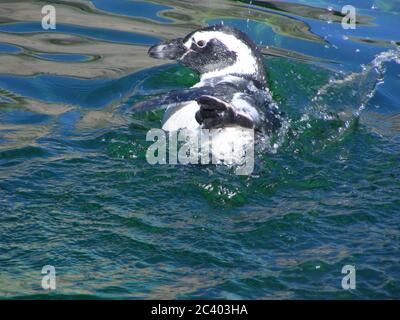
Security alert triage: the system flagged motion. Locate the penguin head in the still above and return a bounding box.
[148,25,266,85]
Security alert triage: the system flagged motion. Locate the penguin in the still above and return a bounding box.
[135,24,281,135]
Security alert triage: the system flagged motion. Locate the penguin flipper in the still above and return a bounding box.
[132,87,213,112]
[195,95,254,129]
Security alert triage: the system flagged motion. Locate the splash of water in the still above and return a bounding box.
[310,48,399,131]
[264,48,400,154]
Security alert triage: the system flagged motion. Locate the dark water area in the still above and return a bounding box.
[0,0,399,299]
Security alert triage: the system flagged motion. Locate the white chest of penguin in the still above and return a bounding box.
[161,100,255,142]
[162,101,200,131]
[160,100,255,172]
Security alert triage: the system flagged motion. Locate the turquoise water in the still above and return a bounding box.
[0,0,399,299]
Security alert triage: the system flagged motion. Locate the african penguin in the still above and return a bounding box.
[136,24,281,135]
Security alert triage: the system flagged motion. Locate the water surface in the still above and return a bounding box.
[0,0,399,299]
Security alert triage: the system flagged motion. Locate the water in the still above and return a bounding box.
[0,0,399,299]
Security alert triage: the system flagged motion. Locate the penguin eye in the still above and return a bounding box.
[196,40,206,48]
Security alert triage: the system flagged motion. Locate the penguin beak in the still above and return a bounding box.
[148,38,187,60]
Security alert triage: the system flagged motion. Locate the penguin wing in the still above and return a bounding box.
[132,86,215,112]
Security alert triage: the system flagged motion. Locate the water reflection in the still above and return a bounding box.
[0,0,400,299]
[0,0,398,153]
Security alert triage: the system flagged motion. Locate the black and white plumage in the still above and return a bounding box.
[135,25,281,135]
